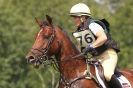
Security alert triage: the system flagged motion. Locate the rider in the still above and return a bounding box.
[69,3,121,88]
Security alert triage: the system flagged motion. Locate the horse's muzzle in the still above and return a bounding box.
[26,55,35,63]
[26,55,41,68]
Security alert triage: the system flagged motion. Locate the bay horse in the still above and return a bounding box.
[26,15,133,88]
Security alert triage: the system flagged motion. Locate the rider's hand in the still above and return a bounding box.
[82,45,97,55]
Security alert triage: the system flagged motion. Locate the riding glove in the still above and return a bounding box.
[82,45,97,55]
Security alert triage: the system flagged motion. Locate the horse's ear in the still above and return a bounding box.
[35,17,42,28]
[46,15,52,25]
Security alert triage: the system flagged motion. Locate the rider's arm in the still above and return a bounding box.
[89,23,107,48]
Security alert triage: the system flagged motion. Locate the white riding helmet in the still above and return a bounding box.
[70,3,91,16]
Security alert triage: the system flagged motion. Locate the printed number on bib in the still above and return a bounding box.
[73,30,96,47]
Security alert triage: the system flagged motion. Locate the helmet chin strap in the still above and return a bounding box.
[78,17,85,29]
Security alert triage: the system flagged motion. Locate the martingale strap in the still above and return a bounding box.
[60,73,86,88]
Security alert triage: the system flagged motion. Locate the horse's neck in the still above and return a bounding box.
[60,34,80,59]
[55,27,86,79]
[55,27,80,59]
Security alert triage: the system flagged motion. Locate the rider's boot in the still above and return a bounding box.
[109,74,122,88]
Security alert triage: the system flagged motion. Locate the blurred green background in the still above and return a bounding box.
[0,0,133,88]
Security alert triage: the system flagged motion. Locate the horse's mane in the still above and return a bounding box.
[55,25,80,53]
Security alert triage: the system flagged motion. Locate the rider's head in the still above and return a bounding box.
[69,3,91,27]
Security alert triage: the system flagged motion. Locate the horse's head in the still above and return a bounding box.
[26,15,60,68]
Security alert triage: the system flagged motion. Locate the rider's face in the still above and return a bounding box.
[72,16,82,27]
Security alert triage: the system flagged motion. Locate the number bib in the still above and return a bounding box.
[73,30,96,47]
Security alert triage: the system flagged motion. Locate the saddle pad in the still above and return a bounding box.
[117,75,132,88]
[95,65,107,88]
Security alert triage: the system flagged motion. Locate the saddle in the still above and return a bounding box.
[85,59,132,88]
[114,70,132,88]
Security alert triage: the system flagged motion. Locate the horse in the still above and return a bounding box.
[26,15,133,88]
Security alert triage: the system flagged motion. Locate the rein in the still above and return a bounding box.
[40,53,85,66]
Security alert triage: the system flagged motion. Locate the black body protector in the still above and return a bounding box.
[72,18,120,55]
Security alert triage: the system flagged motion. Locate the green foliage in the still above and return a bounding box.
[0,0,133,88]
[110,0,133,68]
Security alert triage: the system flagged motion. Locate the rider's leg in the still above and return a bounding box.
[109,74,122,88]
[98,48,122,88]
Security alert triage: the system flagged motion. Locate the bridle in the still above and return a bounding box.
[30,25,55,65]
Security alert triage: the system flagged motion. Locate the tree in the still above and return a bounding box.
[0,0,132,88]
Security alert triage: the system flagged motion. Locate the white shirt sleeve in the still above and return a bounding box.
[89,22,104,35]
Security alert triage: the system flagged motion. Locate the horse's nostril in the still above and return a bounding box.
[29,56,35,59]
[26,56,35,63]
